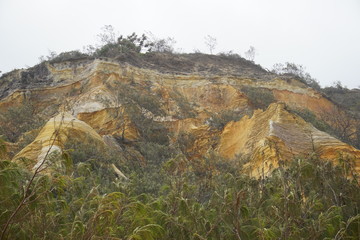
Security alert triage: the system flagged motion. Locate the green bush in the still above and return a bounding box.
[322,86,360,116]
[271,62,321,90]
[49,50,88,63]
[94,33,153,58]
[241,86,275,110]
[290,108,334,134]
[112,82,169,144]
[170,89,197,119]
[207,109,252,130]
[0,102,45,142]
[137,142,175,165]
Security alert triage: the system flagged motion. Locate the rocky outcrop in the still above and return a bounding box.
[77,107,139,140]
[1,55,359,177]
[218,103,360,177]
[13,112,105,170]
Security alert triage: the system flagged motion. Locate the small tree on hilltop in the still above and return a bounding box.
[204,35,217,54]
[244,46,256,62]
[97,25,116,45]
[271,62,321,90]
[147,32,176,53]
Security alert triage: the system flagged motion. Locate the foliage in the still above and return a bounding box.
[16,129,42,151]
[176,131,197,158]
[322,84,360,116]
[290,108,334,135]
[48,50,89,63]
[63,137,127,193]
[169,88,197,119]
[290,105,360,149]
[204,35,217,54]
[1,140,359,239]
[207,109,252,130]
[244,46,256,62]
[320,106,358,146]
[114,81,164,116]
[148,32,176,53]
[93,26,178,58]
[241,86,275,110]
[39,50,89,63]
[217,51,243,59]
[0,101,45,142]
[111,81,169,144]
[38,26,177,62]
[94,33,151,58]
[291,103,357,149]
[272,62,321,90]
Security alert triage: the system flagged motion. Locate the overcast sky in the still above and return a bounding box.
[0,0,359,88]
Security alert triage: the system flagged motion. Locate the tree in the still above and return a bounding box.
[97,25,116,45]
[147,32,176,53]
[241,86,275,110]
[320,105,355,144]
[244,46,256,62]
[38,50,58,63]
[95,30,154,57]
[271,62,321,90]
[333,81,345,89]
[204,35,217,54]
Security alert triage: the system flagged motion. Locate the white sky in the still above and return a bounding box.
[0,0,359,88]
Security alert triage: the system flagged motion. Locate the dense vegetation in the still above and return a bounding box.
[322,84,360,118]
[0,102,44,143]
[241,87,275,110]
[1,139,359,239]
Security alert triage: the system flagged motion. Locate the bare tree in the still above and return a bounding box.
[147,32,176,53]
[204,35,217,54]
[244,46,256,62]
[320,106,355,143]
[271,62,321,90]
[97,25,116,45]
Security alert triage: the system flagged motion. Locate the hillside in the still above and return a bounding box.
[0,51,359,239]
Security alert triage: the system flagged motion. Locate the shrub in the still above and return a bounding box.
[271,62,321,90]
[148,33,176,53]
[241,86,275,110]
[217,51,243,59]
[94,33,153,58]
[207,109,251,130]
[64,137,128,193]
[290,108,334,135]
[0,102,44,142]
[322,86,360,116]
[114,82,165,116]
[176,131,197,157]
[20,62,49,85]
[49,50,88,63]
[137,142,175,165]
[170,89,197,119]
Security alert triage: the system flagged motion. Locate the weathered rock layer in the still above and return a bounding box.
[1,55,359,177]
